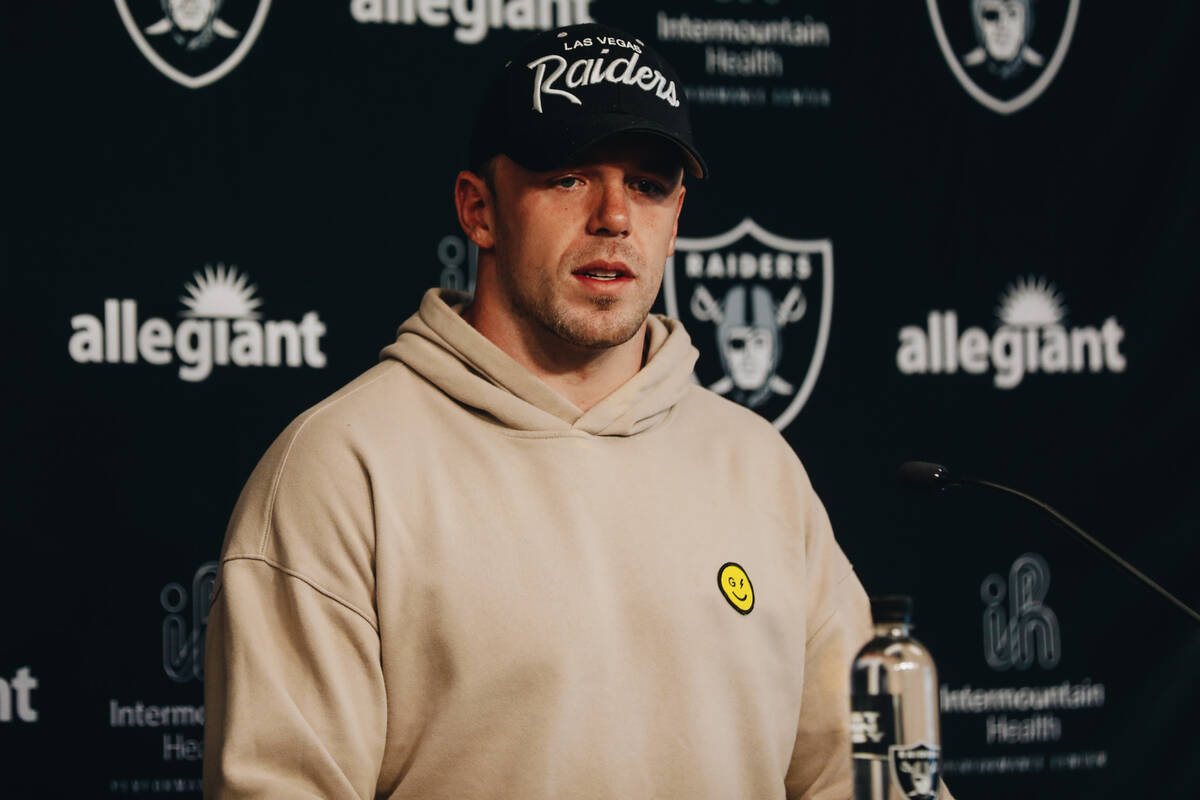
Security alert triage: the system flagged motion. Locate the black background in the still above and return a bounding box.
[4,1,1197,796]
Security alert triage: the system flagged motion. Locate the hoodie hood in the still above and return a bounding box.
[380,289,699,436]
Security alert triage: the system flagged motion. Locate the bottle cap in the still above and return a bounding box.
[870,595,914,624]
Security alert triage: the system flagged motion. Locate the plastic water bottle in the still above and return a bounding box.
[850,596,942,800]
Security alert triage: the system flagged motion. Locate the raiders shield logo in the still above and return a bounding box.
[115,0,272,88]
[927,0,1079,114]
[663,219,832,431]
[889,742,941,800]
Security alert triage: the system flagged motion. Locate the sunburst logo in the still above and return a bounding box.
[896,275,1126,389]
[996,276,1066,328]
[68,261,326,382]
[181,264,262,319]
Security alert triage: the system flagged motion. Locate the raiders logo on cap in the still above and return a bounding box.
[468,23,707,179]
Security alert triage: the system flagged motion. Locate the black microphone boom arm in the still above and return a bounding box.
[899,461,1200,625]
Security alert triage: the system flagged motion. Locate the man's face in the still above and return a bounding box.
[977,0,1027,62]
[485,134,686,350]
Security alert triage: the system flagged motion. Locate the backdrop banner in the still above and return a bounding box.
[4,1,1197,797]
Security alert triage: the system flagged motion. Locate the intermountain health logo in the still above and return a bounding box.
[896,276,1126,389]
[162,562,218,683]
[350,0,594,44]
[982,552,1061,671]
[68,264,327,382]
[664,219,832,431]
[927,0,1079,114]
[115,0,272,88]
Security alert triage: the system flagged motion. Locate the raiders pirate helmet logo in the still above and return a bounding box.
[889,742,941,800]
[115,0,273,88]
[663,219,832,431]
[927,0,1079,114]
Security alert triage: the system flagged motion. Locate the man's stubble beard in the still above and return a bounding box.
[495,232,658,350]
[498,265,653,350]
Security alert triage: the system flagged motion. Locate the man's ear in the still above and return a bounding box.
[665,184,686,257]
[455,170,496,250]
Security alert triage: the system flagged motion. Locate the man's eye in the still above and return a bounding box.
[553,176,581,188]
[633,179,666,197]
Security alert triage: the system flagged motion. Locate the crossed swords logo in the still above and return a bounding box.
[689,283,807,400]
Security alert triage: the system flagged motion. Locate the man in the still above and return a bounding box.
[204,23,879,799]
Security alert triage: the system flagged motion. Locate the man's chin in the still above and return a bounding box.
[547,311,647,351]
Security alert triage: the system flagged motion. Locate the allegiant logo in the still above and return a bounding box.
[896,277,1126,389]
[0,667,38,723]
[68,265,327,382]
[349,0,594,45]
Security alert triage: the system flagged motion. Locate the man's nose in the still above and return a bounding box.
[587,179,630,237]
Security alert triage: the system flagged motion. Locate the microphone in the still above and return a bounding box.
[897,460,957,492]
[898,461,1200,624]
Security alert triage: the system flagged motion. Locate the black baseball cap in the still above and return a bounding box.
[469,23,707,179]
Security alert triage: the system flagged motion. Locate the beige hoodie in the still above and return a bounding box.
[204,288,874,799]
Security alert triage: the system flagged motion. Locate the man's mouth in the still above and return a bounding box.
[573,261,633,282]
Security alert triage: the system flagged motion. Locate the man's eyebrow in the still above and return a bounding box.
[645,164,686,186]
[621,155,684,178]
[549,160,683,180]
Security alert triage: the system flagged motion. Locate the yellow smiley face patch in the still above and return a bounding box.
[718,562,754,614]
